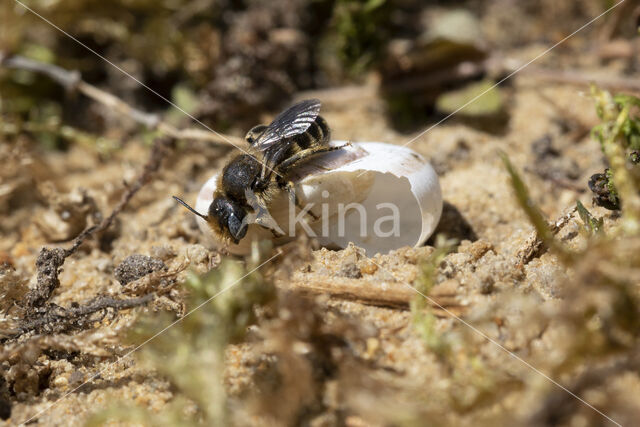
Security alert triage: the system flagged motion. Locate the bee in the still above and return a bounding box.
[174,99,347,244]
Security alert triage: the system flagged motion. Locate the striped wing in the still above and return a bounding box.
[252,99,321,152]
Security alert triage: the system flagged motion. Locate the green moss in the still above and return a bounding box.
[411,239,454,358]
[589,86,640,233]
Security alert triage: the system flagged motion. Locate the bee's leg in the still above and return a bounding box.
[277,143,351,175]
[283,180,319,221]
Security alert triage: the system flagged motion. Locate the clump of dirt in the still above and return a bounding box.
[114,254,166,286]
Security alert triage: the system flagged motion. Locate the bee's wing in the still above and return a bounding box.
[252,99,321,151]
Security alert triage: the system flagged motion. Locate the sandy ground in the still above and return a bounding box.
[2,17,640,427]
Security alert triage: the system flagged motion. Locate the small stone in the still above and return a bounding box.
[459,239,494,261]
[440,259,456,278]
[365,337,380,359]
[68,370,84,385]
[115,254,166,286]
[359,260,378,275]
[339,262,362,279]
[479,275,495,294]
[52,376,68,388]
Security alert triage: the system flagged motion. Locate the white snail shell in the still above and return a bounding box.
[195,141,442,256]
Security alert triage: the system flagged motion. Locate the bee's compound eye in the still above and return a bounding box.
[228,214,248,241]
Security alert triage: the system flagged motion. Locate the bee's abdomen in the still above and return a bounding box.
[315,116,331,144]
[295,115,331,149]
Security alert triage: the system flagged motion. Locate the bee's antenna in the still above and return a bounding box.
[173,196,208,220]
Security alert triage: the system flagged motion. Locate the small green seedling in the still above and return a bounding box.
[576,200,603,235]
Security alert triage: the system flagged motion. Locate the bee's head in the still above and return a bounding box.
[208,196,248,243]
[172,195,248,244]
[244,124,268,145]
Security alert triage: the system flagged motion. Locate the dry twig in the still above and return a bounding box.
[288,275,465,315]
[10,294,154,338]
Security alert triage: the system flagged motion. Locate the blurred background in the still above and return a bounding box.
[2,0,639,142]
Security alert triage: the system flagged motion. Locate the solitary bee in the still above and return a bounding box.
[174,99,346,244]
